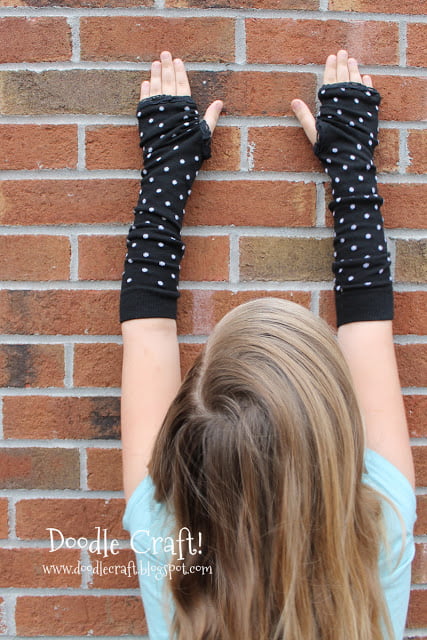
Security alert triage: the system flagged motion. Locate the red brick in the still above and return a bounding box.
[0,125,77,170]
[167,0,316,7]
[394,292,427,336]
[247,19,398,65]
[0,499,8,539]
[1,0,152,5]
[0,448,79,489]
[87,448,122,491]
[74,344,122,388]
[16,498,126,539]
[413,446,427,487]
[0,549,81,588]
[85,125,239,172]
[407,130,427,175]
[88,549,138,588]
[180,342,204,378]
[395,240,427,283]
[0,236,70,280]
[177,290,311,335]
[380,184,427,229]
[407,24,427,67]
[187,181,316,227]
[415,495,427,536]
[329,0,427,14]
[0,597,5,634]
[15,596,146,636]
[240,237,332,281]
[81,17,234,62]
[404,396,427,438]
[0,180,136,226]
[395,344,427,388]
[0,290,119,335]
[78,234,229,282]
[3,397,120,440]
[407,588,427,629]
[375,76,427,122]
[413,543,427,585]
[0,18,71,63]
[0,344,64,388]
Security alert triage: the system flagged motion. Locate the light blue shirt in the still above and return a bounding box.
[123,448,416,640]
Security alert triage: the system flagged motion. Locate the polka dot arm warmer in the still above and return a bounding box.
[314,82,393,328]
[119,95,211,323]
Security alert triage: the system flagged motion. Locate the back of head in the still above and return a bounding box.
[149,297,391,640]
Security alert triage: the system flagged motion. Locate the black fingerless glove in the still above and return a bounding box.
[314,82,393,327]
[120,95,212,323]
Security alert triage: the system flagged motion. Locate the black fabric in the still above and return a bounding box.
[120,94,211,323]
[314,82,393,327]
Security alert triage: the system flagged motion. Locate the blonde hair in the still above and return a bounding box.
[149,297,393,640]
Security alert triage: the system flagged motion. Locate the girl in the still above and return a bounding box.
[120,50,416,640]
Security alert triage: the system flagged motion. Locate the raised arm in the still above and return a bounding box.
[120,52,222,501]
[292,51,415,487]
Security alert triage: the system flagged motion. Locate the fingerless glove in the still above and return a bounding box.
[120,94,212,323]
[314,82,393,327]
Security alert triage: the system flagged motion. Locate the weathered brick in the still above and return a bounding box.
[1,0,152,5]
[247,19,398,65]
[415,495,427,536]
[413,446,427,487]
[395,344,427,388]
[74,344,122,388]
[0,180,136,226]
[187,181,316,227]
[88,549,138,588]
[78,234,229,282]
[0,549,81,588]
[0,448,79,490]
[404,396,427,439]
[81,17,234,62]
[3,397,120,440]
[240,237,332,281]
[167,0,317,7]
[87,448,122,491]
[16,497,126,539]
[394,292,427,336]
[0,291,120,335]
[375,76,427,121]
[0,344,64,387]
[0,18,71,63]
[0,597,5,634]
[407,130,427,175]
[0,236,70,280]
[0,499,8,539]
[407,24,427,67]
[328,0,427,14]
[413,543,427,584]
[407,588,427,628]
[380,184,427,229]
[0,125,77,170]
[395,240,427,283]
[180,342,205,378]
[15,596,146,636]
[177,290,311,335]
[85,125,239,172]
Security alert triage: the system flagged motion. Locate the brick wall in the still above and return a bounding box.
[0,0,425,638]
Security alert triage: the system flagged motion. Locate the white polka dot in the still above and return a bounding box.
[337,109,342,115]
[333,97,338,103]
[159,122,164,128]
[351,224,357,230]
[350,204,355,210]
[126,277,132,283]
[174,214,179,221]
[364,213,370,219]
[159,106,165,111]
[158,280,164,286]
[354,98,359,104]
[143,252,149,257]
[378,244,383,251]
[379,268,384,274]
[127,258,133,263]
[131,242,137,247]
[184,106,190,111]
[180,159,185,164]
[363,262,370,268]
[171,274,176,279]
[186,174,191,180]
[349,187,354,193]
[159,261,165,267]
[141,267,148,273]
[349,121,355,127]
[165,201,171,206]
[335,177,340,183]
[358,175,364,181]
[350,154,356,160]
[359,117,364,123]
[338,268,343,273]
[171,254,176,260]
[149,177,154,183]
[326,158,331,163]
[364,281,372,286]
[172,179,178,185]
[377,224,381,230]
[149,118,154,124]
[367,111,372,117]
[142,198,147,204]
[156,188,162,194]
[343,164,348,170]
[158,242,164,247]
[340,238,345,243]
[339,217,345,223]
[149,207,154,212]
[336,197,341,203]
[351,245,357,251]
[163,167,170,172]
[179,195,184,200]
[137,111,141,117]
[194,155,199,161]
[365,233,372,239]
[332,148,338,153]
[143,233,149,239]
[348,275,354,281]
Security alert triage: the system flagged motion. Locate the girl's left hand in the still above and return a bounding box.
[140,50,223,135]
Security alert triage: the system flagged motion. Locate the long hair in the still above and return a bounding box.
[149,297,394,640]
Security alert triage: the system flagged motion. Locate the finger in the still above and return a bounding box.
[174,58,191,96]
[291,99,317,145]
[160,51,176,96]
[149,60,162,97]
[348,57,362,84]
[203,100,223,134]
[362,74,373,88]
[323,54,337,85]
[140,80,150,101]
[336,49,349,83]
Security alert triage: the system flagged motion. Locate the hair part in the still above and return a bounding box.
[149,297,394,640]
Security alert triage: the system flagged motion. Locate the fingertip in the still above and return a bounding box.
[363,74,373,88]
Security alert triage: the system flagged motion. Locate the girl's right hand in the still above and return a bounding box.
[291,50,374,145]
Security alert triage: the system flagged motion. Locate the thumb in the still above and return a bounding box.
[291,99,317,145]
[203,100,223,135]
